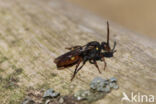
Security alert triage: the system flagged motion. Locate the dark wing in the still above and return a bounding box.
[54,43,97,69]
[54,49,82,69]
[65,42,98,52]
[65,45,83,50]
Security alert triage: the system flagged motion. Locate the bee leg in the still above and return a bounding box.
[71,59,81,81]
[101,57,107,70]
[93,60,101,73]
[71,59,86,81]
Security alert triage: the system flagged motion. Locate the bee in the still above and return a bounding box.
[54,22,116,81]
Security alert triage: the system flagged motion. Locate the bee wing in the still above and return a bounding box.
[85,45,96,50]
[54,44,96,69]
[80,45,97,53]
[65,45,82,50]
[54,49,82,69]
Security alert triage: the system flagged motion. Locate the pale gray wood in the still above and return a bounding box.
[0,0,155,104]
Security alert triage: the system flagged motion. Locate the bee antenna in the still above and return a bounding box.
[107,21,110,47]
[112,41,117,52]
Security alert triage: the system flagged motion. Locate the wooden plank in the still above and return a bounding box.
[0,0,155,103]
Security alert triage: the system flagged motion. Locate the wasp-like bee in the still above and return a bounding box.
[54,22,116,81]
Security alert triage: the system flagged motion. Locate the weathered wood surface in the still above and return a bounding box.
[0,0,155,104]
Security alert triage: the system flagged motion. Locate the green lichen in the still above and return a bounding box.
[36,82,51,90]
[0,56,26,103]
[8,89,25,104]
[0,56,8,63]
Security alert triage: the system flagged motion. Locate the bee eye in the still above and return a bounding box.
[96,47,99,50]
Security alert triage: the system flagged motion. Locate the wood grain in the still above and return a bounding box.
[0,0,155,104]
